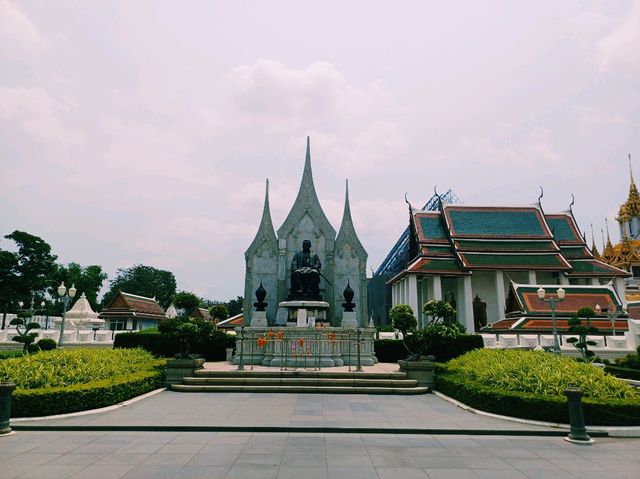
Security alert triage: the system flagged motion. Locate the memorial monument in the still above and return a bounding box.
[237,137,375,367]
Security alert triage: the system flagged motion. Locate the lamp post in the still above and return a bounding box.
[595,304,625,336]
[537,285,565,354]
[57,282,76,347]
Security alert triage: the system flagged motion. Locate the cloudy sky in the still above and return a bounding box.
[1,1,639,301]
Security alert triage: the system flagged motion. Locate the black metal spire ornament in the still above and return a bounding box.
[341,280,355,312]
[253,281,267,312]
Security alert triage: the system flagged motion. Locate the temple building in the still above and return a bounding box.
[99,291,167,330]
[600,156,640,300]
[388,197,629,332]
[244,137,368,326]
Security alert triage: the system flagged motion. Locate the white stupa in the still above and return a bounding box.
[55,292,105,329]
[165,303,178,319]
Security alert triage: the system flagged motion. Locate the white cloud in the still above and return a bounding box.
[0,0,50,57]
[596,1,640,73]
[0,86,82,147]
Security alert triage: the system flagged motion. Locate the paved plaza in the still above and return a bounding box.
[2,430,640,479]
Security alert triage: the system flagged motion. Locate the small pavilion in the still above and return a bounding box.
[98,291,166,330]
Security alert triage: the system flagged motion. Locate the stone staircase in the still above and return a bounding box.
[170,370,428,395]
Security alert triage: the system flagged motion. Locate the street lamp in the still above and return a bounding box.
[537,285,565,354]
[57,282,76,347]
[594,304,625,337]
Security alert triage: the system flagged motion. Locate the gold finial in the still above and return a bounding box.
[590,223,600,259]
[630,153,634,184]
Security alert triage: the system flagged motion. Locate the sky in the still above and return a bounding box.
[1,1,639,302]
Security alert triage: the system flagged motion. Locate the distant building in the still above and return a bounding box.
[99,291,166,330]
[388,198,628,332]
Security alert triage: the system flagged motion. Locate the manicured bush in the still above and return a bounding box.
[375,335,483,363]
[615,347,640,370]
[0,348,159,388]
[36,338,57,351]
[11,369,164,417]
[436,349,640,426]
[605,365,640,381]
[0,350,22,360]
[114,329,235,360]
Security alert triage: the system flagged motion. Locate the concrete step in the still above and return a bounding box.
[170,384,429,394]
[182,377,418,387]
[193,370,408,380]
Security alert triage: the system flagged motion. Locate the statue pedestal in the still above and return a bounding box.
[278,300,330,327]
[250,311,268,327]
[341,311,358,328]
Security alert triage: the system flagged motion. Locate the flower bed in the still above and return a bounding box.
[436,349,640,426]
[0,348,165,417]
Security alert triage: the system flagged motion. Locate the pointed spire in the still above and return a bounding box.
[301,135,314,190]
[629,153,634,185]
[343,179,352,222]
[336,178,367,257]
[605,218,613,249]
[590,224,600,260]
[245,178,277,256]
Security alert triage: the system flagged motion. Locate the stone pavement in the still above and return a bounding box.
[12,391,553,431]
[1,430,639,479]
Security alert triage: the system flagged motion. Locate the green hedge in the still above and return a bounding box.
[11,368,165,417]
[114,330,236,360]
[374,334,484,363]
[436,366,640,426]
[605,365,640,381]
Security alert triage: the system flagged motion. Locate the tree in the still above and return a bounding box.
[172,291,201,317]
[0,250,19,329]
[423,300,456,325]
[1,231,57,328]
[3,231,57,299]
[567,307,598,362]
[210,304,229,321]
[10,311,40,354]
[102,264,176,308]
[226,296,243,316]
[48,263,107,314]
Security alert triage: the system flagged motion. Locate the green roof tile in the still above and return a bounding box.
[456,240,557,252]
[567,260,628,276]
[447,209,547,237]
[560,246,592,259]
[460,253,568,269]
[418,215,448,241]
[546,216,581,243]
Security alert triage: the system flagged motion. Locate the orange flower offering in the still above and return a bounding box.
[257,336,267,348]
[267,330,274,338]
[298,338,305,347]
[277,330,283,340]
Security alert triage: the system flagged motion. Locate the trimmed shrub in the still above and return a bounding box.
[0,348,160,389]
[605,365,640,381]
[114,329,235,360]
[36,338,57,351]
[374,335,483,363]
[0,350,22,360]
[436,349,640,426]
[11,369,164,417]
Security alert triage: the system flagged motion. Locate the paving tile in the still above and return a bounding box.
[140,453,194,466]
[0,464,40,479]
[120,465,183,479]
[225,464,279,479]
[0,452,62,465]
[422,469,477,479]
[327,467,379,479]
[21,464,86,479]
[472,469,528,479]
[327,454,374,467]
[49,452,103,465]
[377,467,429,479]
[94,453,152,465]
[173,465,229,479]
[69,464,134,479]
[277,466,328,479]
[188,453,238,466]
[281,453,327,467]
[235,453,281,466]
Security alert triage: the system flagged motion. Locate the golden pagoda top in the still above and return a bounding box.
[617,154,640,222]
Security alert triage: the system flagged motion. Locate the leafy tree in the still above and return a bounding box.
[102,264,176,308]
[567,307,599,362]
[0,250,19,329]
[210,304,229,321]
[226,296,243,316]
[2,230,57,299]
[158,315,215,357]
[423,300,456,324]
[48,263,107,314]
[172,291,201,317]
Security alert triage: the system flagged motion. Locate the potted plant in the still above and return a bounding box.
[392,300,461,388]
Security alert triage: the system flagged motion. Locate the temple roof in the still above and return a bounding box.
[335,179,367,259]
[277,137,336,240]
[509,283,623,316]
[617,155,640,222]
[216,312,245,329]
[390,203,629,282]
[65,292,104,323]
[99,291,166,320]
[245,179,277,259]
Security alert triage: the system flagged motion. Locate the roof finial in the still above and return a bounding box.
[629,153,634,184]
[537,186,544,208]
[601,227,606,252]
[605,218,613,248]
[569,193,575,213]
[590,223,600,259]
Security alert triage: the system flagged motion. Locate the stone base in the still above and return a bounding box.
[233,326,377,368]
[165,357,205,386]
[341,311,358,328]
[398,357,436,388]
[250,311,268,327]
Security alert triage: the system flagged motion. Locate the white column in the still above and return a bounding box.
[590,277,599,286]
[408,275,419,320]
[391,282,397,306]
[461,275,475,332]
[495,270,506,319]
[528,270,536,285]
[432,275,442,300]
[559,274,569,285]
[614,277,627,308]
